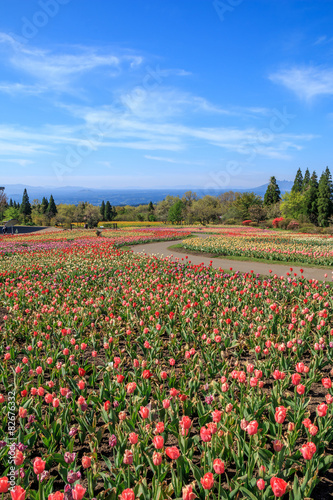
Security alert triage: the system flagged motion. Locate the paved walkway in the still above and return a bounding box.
[130,234,332,281]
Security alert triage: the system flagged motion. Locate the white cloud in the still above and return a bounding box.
[270,66,333,100]
[0,82,45,95]
[0,158,34,166]
[0,33,143,92]
[145,155,203,165]
[68,103,316,159]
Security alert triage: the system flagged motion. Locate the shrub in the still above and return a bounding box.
[242,220,252,226]
[224,218,238,225]
[279,218,292,230]
[298,224,316,234]
[287,220,300,231]
[249,222,258,227]
[260,219,273,228]
[272,217,284,228]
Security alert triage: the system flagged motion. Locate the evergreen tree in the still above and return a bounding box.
[302,168,310,191]
[317,167,333,227]
[291,168,303,193]
[303,171,318,224]
[46,194,57,217]
[111,206,117,220]
[13,201,17,209]
[104,201,112,221]
[100,201,105,221]
[264,176,281,205]
[9,198,13,207]
[168,199,184,224]
[41,197,49,214]
[148,201,154,212]
[20,188,31,218]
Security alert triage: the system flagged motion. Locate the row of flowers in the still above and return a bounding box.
[182,233,333,266]
[0,228,190,256]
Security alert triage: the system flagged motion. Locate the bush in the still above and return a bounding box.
[249,222,258,227]
[96,229,102,237]
[260,219,273,228]
[272,217,284,228]
[322,226,333,235]
[298,223,318,234]
[279,218,292,230]
[287,220,300,231]
[242,220,252,226]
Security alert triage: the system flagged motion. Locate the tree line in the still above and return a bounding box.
[0,167,332,229]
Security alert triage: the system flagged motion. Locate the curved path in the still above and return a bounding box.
[130,234,332,281]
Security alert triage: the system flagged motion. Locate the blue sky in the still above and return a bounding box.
[0,0,332,190]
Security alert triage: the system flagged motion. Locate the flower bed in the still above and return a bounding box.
[182,233,333,267]
[0,236,332,498]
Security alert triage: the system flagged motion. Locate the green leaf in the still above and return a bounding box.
[240,486,260,500]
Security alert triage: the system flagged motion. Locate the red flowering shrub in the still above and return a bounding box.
[242,220,252,226]
[272,217,284,228]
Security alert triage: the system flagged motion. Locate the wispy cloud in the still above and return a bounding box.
[270,66,333,100]
[0,33,143,92]
[118,87,234,119]
[313,35,333,46]
[68,103,316,159]
[145,155,203,165]
[0,158,34,166]
[0,82,46,95]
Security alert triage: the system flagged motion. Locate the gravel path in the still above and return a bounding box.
[130,234,332,281]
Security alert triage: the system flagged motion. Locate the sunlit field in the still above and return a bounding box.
[0,227,332,499]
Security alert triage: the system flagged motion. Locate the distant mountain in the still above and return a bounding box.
[3,181,294,206]
[247,180,293,197]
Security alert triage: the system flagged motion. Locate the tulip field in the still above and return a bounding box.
[181,231,333,267]
[0,227,333,499]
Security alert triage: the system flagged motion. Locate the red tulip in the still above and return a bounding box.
[0,477,9,493]
[152,451,162,466]
[246,420,258,436]
[257,479,265,491]
[322,378,332,389]
[180,416,192,429]
[72,484,86,500]
[123,449,133,465]
[270,477,287,497]
[200,426,212,442]
[213,458,225,474]
[120,489,135,500]
[291,373,301,386]
[275,406,287,424]
[33,457,46,475]
[153,436,164,449]
[200,472,214,490]
[165,446,180,460]
[81,456,91,468]
[182,484,197,500]
[300,441,316,460]
[211,410,222,422]
[10,485,26,500]
[48,493,64,500]
[317,403,328,417]
[139,406,149,419]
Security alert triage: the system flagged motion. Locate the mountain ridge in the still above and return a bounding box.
[2,181,294,206]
